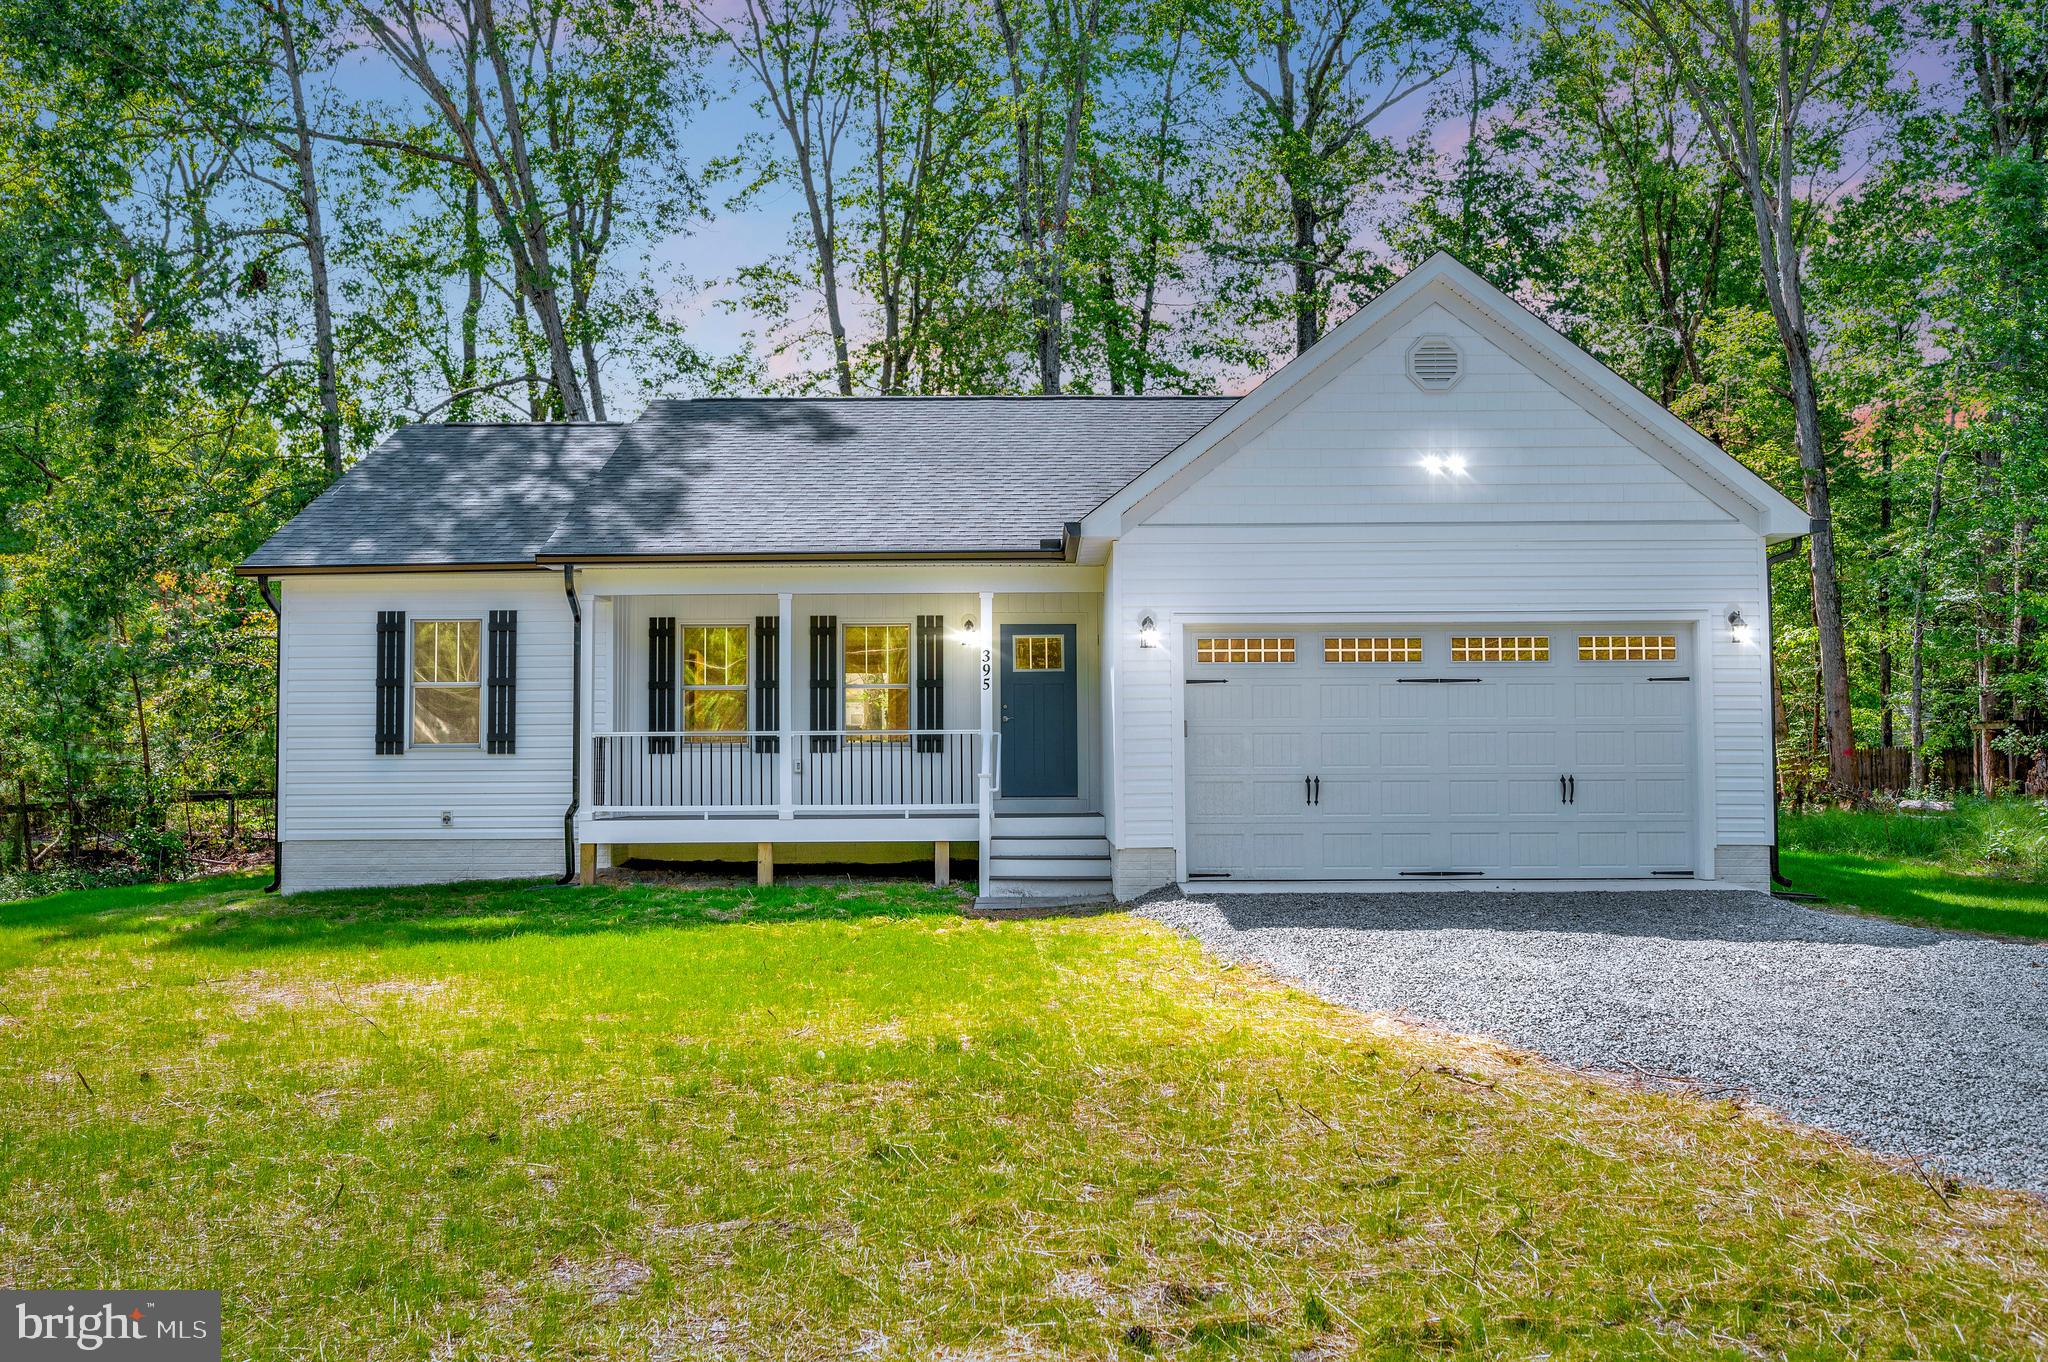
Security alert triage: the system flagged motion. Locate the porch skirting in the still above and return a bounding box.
[616,841,976,870]
[283,838,561,895]
[1112,847,1177,901]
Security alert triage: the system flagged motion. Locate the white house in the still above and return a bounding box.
[239,255,1810,899]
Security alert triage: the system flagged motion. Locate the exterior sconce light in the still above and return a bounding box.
[1421,452,1467,477]
[1137,613,1162,649]
[957,616,983,647]
[1729,608,1754,646]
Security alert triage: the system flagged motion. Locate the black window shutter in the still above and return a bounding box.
[648,616,676,754]
[487,610,517,754]
[809,614,838,753]
[375,611,405,754]
[915,614,944,753]
[754,615,780,754]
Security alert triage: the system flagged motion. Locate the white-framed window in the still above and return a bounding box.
[1195,636,1295,664]
[1011,633,1065,671]
[844,624,910,736]
[683,625,749,739]
[412,618,481,745]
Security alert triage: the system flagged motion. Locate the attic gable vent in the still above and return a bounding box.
[1407,336,1463,391]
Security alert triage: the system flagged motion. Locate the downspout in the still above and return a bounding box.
[555,563,582,884]
[257,575,283,893]
[1765,537,1806,889]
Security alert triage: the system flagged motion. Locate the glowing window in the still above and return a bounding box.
[1450,635,1550,663]
[845,624,910,734]
[411,619,481,745]
[1578,634,1678,662]
[1195,637,1295,664]
[1324,636,1423,663]
[1012,634,1065,671]
[683,625,749,737]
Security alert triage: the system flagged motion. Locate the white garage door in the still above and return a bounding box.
[1184,626,1694,880]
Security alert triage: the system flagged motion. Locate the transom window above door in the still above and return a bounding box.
[1012,634,1065,671]
[845,624,910,733]
[1450,635,1550,663]
[1324,636,1423,663]
[683,625,748,736]
[1195,637,1295,664]
[1578,634,1678,662]
[412,619,481,745]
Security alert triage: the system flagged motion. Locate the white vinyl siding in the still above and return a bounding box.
[1147,303,1735,529]
[278,572,572,843]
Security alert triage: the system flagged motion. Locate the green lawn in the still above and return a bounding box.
[5,875,2047,1359]
[1781,848,2048,939]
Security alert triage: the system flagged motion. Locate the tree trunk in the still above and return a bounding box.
[1877,431,1893,747]
[474,0,586,420]
[1909,592,1928,792]
[1785,339,1855,785]
[353,0,587,420]
[799,154,854,395]
[1290,189,1319,353]
[455,44,483,419]
[1907,440,1948,793]
[274,1,342,475]
[1976,633,1996,795]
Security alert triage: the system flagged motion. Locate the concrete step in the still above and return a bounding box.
[990,812,1105,838]
[989,854,1111,880]
[979,876,1114,900]
[989,835,1109,858]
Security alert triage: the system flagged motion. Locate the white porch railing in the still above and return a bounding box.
[788,730,981,812]
[591,729,986,816]
[592,732,779,814]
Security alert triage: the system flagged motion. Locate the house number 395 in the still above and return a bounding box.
[980,648,992,691]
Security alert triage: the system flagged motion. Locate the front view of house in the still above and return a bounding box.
[241,255,1810,899]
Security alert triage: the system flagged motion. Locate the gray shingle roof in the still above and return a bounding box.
[240,423,626,570]
[239,397,1239,571]
[539,397,1237,559]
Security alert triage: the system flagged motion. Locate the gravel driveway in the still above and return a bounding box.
[1136,890,2048,1194]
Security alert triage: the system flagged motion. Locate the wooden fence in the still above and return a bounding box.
[7,789,275,872]
[1847,748,1978,794]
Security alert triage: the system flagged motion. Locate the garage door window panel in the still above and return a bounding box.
[1196,637,1295,663]
[1579,634,1678,662]
[1324,636,1422,663]
[1450,635,1550,663]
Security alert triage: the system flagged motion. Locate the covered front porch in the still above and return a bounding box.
[570,563,1107,893]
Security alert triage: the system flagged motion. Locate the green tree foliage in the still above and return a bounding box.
[0,0,2043,881]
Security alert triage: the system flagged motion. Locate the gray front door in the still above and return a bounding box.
[1000,624,1078,797]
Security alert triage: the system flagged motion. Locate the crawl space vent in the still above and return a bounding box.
[1408,337,1462,390]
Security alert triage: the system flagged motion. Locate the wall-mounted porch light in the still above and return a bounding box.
[1729,608,1754,646]
[1420,451,1467,477]
[1137,613,1163,649]
[956,616,983,646]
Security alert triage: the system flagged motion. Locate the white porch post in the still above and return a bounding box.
[579,591,598,852]
[776,591,794,820]
[978,590,996,887]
